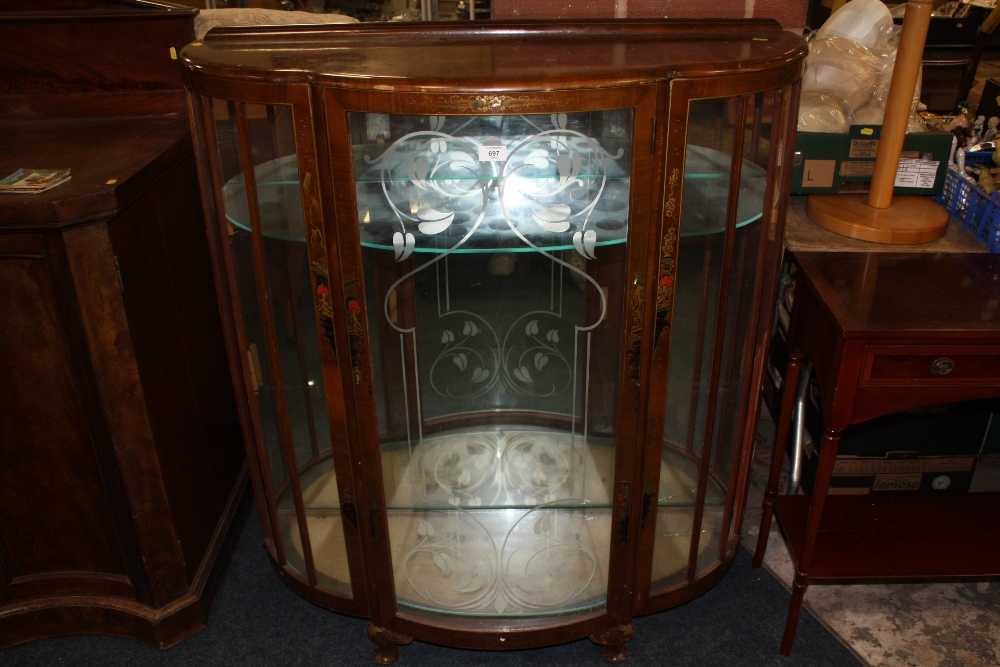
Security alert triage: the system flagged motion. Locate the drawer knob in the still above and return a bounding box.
[931,358,955,375]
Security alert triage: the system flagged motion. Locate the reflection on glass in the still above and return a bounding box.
[353,111,633,616]
[216,100,351,597]
[652,93,772,588]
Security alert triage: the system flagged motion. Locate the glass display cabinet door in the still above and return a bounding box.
[643,83,796,603]
[329,99,651,628]
[195,92,362,610]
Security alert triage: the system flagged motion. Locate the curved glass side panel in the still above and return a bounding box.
[352,111,633,616]
[215,100,352,597]
[651,93,772,589]
[212,98,289,527]
[694,92,773,577]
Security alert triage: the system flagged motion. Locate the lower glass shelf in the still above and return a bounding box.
[279,431,725,617]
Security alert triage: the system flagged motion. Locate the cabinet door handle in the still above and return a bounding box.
[931,357,955,375]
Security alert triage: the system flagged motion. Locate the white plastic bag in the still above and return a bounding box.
[816,0,894,49]
[799,0,926,132]
[798,91,851,133]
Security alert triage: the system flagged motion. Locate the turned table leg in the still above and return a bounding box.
[779,426,842,654]
[780,573,810,656]
[753,351,805,567]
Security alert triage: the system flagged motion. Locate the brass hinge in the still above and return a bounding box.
[247,343,263,391]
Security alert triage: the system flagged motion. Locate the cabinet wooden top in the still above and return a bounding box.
[181,19,806,92]
[0,116,192,229]
[794,251,1000,335]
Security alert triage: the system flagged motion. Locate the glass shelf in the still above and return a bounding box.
[222,146,765,250]
[281,432,720,617]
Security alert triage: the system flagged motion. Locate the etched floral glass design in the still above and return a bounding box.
[352,110,633,616]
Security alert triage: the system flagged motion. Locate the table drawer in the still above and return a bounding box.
[863,346,1000,384]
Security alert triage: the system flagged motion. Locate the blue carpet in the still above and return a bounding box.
[0,507,861,667]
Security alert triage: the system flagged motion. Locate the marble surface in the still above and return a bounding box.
[784,196,986,254]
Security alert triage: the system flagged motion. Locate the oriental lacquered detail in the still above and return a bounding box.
[656,167,682,342]
[182,18,804,664]
[626,277,645,386]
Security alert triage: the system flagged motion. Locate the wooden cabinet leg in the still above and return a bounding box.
[590,623,635,663]
[753,351,805,568]
[367,624,413,665]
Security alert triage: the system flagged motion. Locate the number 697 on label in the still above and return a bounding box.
[478,145,507,162]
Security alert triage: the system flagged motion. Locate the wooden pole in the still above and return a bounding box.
[867,0,935,209]
[807,0,949,245]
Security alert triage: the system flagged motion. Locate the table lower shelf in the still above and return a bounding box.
[773,492,1000,583]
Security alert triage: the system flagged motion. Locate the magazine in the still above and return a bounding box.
[0,168,71,194]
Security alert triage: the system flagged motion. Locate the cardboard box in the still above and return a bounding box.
[791,125,952,195]
[766,344,991,496]
[921,50,969,113]
[796,399,997,496]
[810,4,986,40]
[897,8,984,48]
[767,314,993,496]
[827,455,978,495]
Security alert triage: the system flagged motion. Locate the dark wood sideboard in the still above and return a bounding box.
[0,0,249,649]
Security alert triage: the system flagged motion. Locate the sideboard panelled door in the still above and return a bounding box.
[192,82,368,614]
[638,75,799,611]
[323,85,659,632]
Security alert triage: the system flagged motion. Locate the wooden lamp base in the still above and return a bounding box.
[806,194,949,245]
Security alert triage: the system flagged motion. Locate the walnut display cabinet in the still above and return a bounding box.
[182,19,805,662]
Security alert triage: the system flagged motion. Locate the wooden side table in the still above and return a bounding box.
[753,251,1000,655]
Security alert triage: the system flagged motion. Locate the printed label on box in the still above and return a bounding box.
[829,487,872,495]
[872,474,923,492]
[840,161,875,178]
[849,139,880,158]
[894,158,938,188]
[833,457,975,475]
